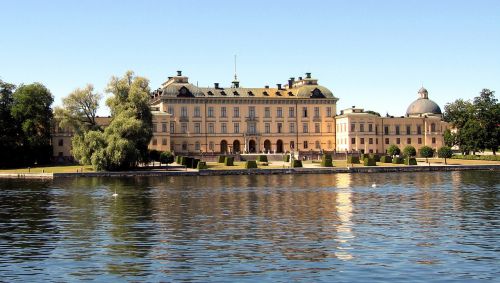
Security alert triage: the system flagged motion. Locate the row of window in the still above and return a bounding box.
[346,137,436,145]
[163,140,335,151]
[168,106,334,119]
[153,122,333,134]
[342,123,437,134]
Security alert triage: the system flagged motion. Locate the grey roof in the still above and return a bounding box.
[406,98,442,115]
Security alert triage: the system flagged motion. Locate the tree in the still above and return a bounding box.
[0,80,21,168]
[160,151,174,166]
[459,120,485,155]
[387,144,400,157]
[420,146,434,165]
[365,110,381,117]
[444,98,474,129]
[54,84,102,133]
[403,145,416,157]
[437,146,453,165]
[11,83,54,165]
[473,89,499,155]
[443,129,456,147]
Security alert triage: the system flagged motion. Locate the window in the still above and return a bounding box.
[290,123,295,133]
[221,123,227,134]
[277,123,282,133]
[407,138,411,144]
[351,138,356,144]
[432,137,436,144]
[315,141,320,149]
[58,139,63,146]
[194,123,200,134]
[195,142,200,151]
[376,138,378,144]
[181,106,188,118]
[368,124,373,132]
[418,138,422,144]
[249,106,256,117]
[170,122,175,133]
[351,123,355,132]
[248,123,256,134]
[327,123,332,133]
[395,125,400,135]
[417,125,422,135]
[181,123,187,134]
[303,141,308,149]
[264,107,270,118]
[234,123,239,133]
[152,123,157,132]
[385,138,389,144]
[289,107,295,118]
[396,138,401,144]
[209,142,214,151]
[314,107,320,118]
[277,107,283,118]
[360,124,364,132]
[302,107,308,117]
[221,107,227,118]
[384,126,389,135]
[162,123,167,132]
[360,138,365,145]
[152,139,157,146]
[162,138,167,145]
[303,123,308,133]
[194,106,200,117]
[290,141,295,149]
[406,125,411,135]
[208,123,214,134]
[233,107,240,118]
[265,123,270,134]
[182,142,187,151]
[326,107,332,117]
[315,123,320,133]
[369,138,373,144]
[431,123,436,132]
[208,107,214,117]
[168,106,174,115]
[327,140,332,148]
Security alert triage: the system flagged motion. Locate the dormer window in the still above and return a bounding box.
[220,91,226,96]
[207,91,214,96]
[263,91,269,96]
[248,91,254,96]
[288,92,294,96]
[233,91,239,96]
[276,92,281,96]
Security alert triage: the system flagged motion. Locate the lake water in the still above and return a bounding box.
[0,171,498,282]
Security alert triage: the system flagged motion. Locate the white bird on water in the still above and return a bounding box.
[371,183,377,188]
[112,189,118,197]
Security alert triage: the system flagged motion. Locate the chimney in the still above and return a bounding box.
[177,70,182,76]
[298,76,303,80]
[264,85,269,89]
[288,79,293,88]
[168,76,172,80]
[214,83,219,89]
[306,72,311,79]
[277,83,282,90]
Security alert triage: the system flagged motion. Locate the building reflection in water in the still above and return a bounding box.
[334,173,354,260]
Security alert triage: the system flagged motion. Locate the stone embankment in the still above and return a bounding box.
[0,164,498,179]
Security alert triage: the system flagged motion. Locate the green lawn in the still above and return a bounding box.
[0,165,94,174]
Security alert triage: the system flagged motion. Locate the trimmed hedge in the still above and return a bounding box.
[405,157,417,165]
[218,156,226,163]
[224,156,234,166]
[176,156,182,164]
[257,155,268,162]
[283,155,290,162]
[380,156,392,163]
[245,160,258,169]
[183,157,193,168]
[192,159,200,169]
[292,160,303,168]
[196,161,208,169]
[347,156,360,164]
[369,153,381,162]
[451,155,500,161]
[321,154,333,167]
[363,158,376,166]
[392,157,404,164]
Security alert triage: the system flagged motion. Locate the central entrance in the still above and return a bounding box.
[277,139,284,153]
[264,139,271,153]
[220,140,228,154]
[233,140,240,153]
[249,139,256,153]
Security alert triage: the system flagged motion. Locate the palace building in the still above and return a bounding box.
[335,87,447,153]
[148,71,338,154]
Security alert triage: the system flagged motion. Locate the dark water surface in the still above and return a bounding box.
[0,171,498,282]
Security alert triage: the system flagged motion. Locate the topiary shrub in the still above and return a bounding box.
[405,157,417,165]
[257,155,268,162]
[245,160,258,169]
[363,157,376,166]
[369,153,381,162]
[283,155,290,162]
[224,156,234,166]
[292,160,303,168]
[183,157,193,168]
[176,156,182,164]
[403,145,417,158]
[437,146,453,165]
[196,161,208,169]
[380,156,392,163]
[160,151,174,165]
[192,159,200,169]
[320,154,333,167]
[218,156,226,163]
[392,156,404,164]
[347,156,360,164]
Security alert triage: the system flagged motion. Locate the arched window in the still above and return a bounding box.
[431,123,436,132]
[315,141,321,149]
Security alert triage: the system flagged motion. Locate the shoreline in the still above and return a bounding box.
[0,164,498,179]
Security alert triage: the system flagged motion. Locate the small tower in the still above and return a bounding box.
[231,54,240,88]
[418,87,429,99]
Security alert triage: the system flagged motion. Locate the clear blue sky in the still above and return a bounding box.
[1,0,499,116]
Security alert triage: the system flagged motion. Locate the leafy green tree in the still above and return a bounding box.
[403,145,416,157]
[160,151,174,166]
[473,89,499,155]
[0,80,21,168]
[443,129,456,147]
[459,120,485,155]
[420,146,434,165]
[437,146,453,165]
[11,83,54,165]
[387,144,400,157]
[54,84,102,133]
[444,99,474,129]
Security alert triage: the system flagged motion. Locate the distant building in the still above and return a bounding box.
[335,87,448,154]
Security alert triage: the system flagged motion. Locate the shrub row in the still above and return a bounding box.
[347,156,360,164]
[363,158,376,166]
[405,157,417,165]
[392,157,404,164]
[245,160,258,169]
[451,155,500,161]
[292,160,303,168]
[380,156,392,163]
